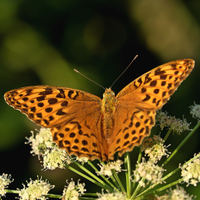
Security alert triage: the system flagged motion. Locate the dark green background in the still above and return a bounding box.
[1,0,200,198]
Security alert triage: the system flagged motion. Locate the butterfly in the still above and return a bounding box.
[4,59,194,161]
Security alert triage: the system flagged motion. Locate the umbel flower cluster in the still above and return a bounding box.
[1,103,200,200]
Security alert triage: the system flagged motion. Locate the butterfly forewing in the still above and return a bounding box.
[116,59,194,109]
[4,59,194,161]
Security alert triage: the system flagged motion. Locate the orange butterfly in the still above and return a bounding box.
[4,59,194,161]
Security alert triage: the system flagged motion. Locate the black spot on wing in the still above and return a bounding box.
[56,89,66,98]
[39,87,53,95]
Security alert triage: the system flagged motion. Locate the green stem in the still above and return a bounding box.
[66,162,112,191]
[164,129,172,141]
[112,169,126,193]
[99,160,119,189]
[130,177,145,200]
[124,152,132,198]
[155,178,182,193]
[132,148,142,191]
[137,148,142,163]
[46,193,63,198]
[164,121,200,165]
[134,178,184,199]
[81,193,99,199]
[5,189,19,194]
[83,193,98,197]
[135,166,180,198]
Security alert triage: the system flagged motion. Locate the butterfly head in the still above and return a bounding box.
[103,88,115,98]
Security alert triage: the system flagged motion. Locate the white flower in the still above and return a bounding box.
[27,128,54,156]
[98,160,123,177]
[190,102,200,120]
[43,148,70,170]
[142,135,170,163]
[18,177,54,200]
[76,156,89,164]
[156,186,194,200]
[62,180,86,200]
[156,111,190,133]
[97,191,127,200]
[133,158,165,187]
[180,153,200,186]
[27,128,71,169]
[0,174,13,197]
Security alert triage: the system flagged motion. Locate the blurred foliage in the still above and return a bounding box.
[1,0,200,197]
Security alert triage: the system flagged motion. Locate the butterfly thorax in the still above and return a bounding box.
[102,88,116,142]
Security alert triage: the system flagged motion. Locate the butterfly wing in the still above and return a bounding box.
[4,86,108,161]
[108,59,194,159]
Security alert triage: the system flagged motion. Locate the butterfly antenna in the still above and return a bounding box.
[74,69,106,90]
[110,55,138,89]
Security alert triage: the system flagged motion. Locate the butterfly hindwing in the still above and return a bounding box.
[108,107,156,160]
